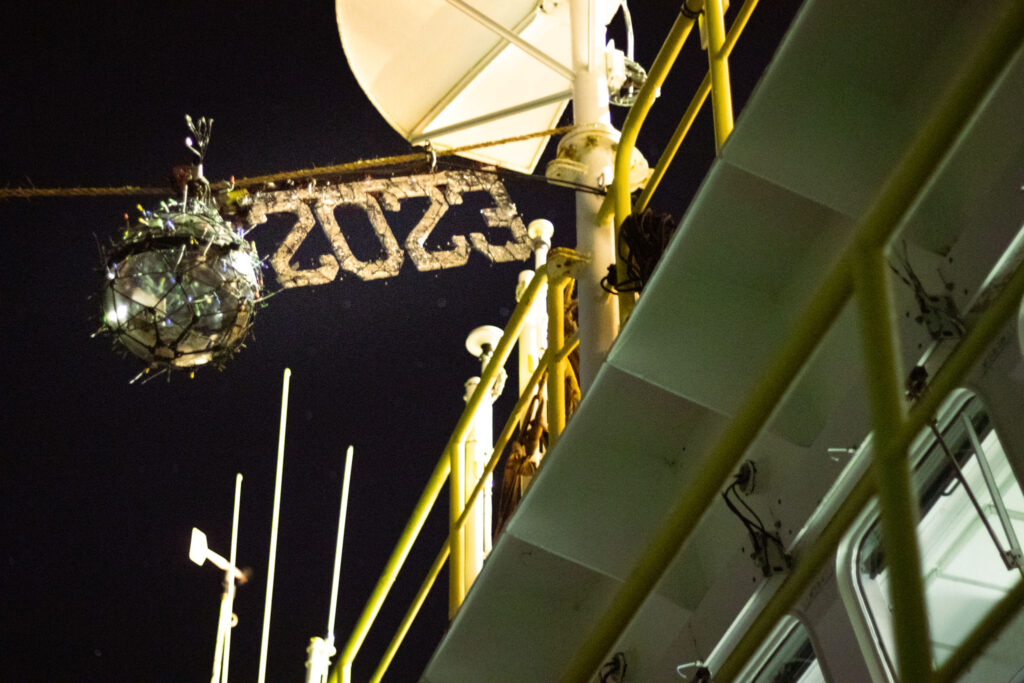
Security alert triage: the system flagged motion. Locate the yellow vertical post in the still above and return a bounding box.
[704,0,734,151]
[547,276,568,449]
[853,246,932,682]
[448,444,465,617]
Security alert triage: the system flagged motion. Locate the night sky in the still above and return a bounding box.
[0,2,800,680]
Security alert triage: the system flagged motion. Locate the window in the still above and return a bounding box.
[746,617,825,683]
[847,393,1024,678]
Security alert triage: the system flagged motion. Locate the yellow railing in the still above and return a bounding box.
[565,2,1024,681]
[601,0,757,319]
[329,263,579,683]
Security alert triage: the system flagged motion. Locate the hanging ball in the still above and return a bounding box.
[99,199,262,371]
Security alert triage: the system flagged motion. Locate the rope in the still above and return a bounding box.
[0,185,167,198]
[0,125,576,199]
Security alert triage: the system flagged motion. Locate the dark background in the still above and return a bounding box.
[0,2,800,680]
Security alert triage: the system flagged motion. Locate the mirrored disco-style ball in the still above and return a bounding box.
[99,199,262,370]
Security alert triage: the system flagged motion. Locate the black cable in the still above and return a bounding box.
[722,481,789,576]
[732,482,770,534]
[599,652,627,683]
[722,483,769,570]
[601,209,677,294]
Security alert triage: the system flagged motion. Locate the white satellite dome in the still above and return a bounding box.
[336,0,621,174]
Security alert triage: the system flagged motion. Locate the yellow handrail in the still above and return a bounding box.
[598,0,761,222]
[331,266,550,681]
[604,0,760,321]
[633,73,710,215]
[564,2,1024,678]
[854,246,930,680]
[610,5,700,318]
[631,0,760,218]
[330,263,582,682]
[369,332,580,682]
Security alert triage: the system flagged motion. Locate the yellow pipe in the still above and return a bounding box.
[635,0,758,214]
[333,267,549,678]
[369,335,580,682]
[612,6,699,319]
[854,247,931,682]
[448,443,466,617]
[720,0,759,58]
[704,0,734,151]
[547,275,569,449]
[634,74,710,215]
[370,541,450,683]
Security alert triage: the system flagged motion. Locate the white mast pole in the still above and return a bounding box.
[306,445,355,683]
[568,0,618,394]
[259,368,291,683]
[327,445,355,641]
[220,473,243,683]
[518,219,554,395]
[207,474,243,683]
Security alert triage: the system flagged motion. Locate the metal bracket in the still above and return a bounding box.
[961,414,1024,571]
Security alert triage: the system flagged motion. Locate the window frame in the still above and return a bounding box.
[837,389,1022,681]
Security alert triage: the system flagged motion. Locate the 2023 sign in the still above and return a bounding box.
[245,170,533,288]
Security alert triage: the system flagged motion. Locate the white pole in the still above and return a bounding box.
[518,220,554,395]
[220,473,242,683]
[208,475,243,683]
[475,386,495,558]
[463,378,485,582]
[306,445,355,683]
[327,445,355,641]
[569,0,618,394]
[210,592,230,683]
[258,368,291,683]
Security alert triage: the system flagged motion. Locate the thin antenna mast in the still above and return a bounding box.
[329,445,355,640]
[220,473,243,682]
[306,445,355,682]
[259,368,291,683]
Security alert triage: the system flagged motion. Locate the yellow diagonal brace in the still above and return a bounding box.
[854,247,931,682]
